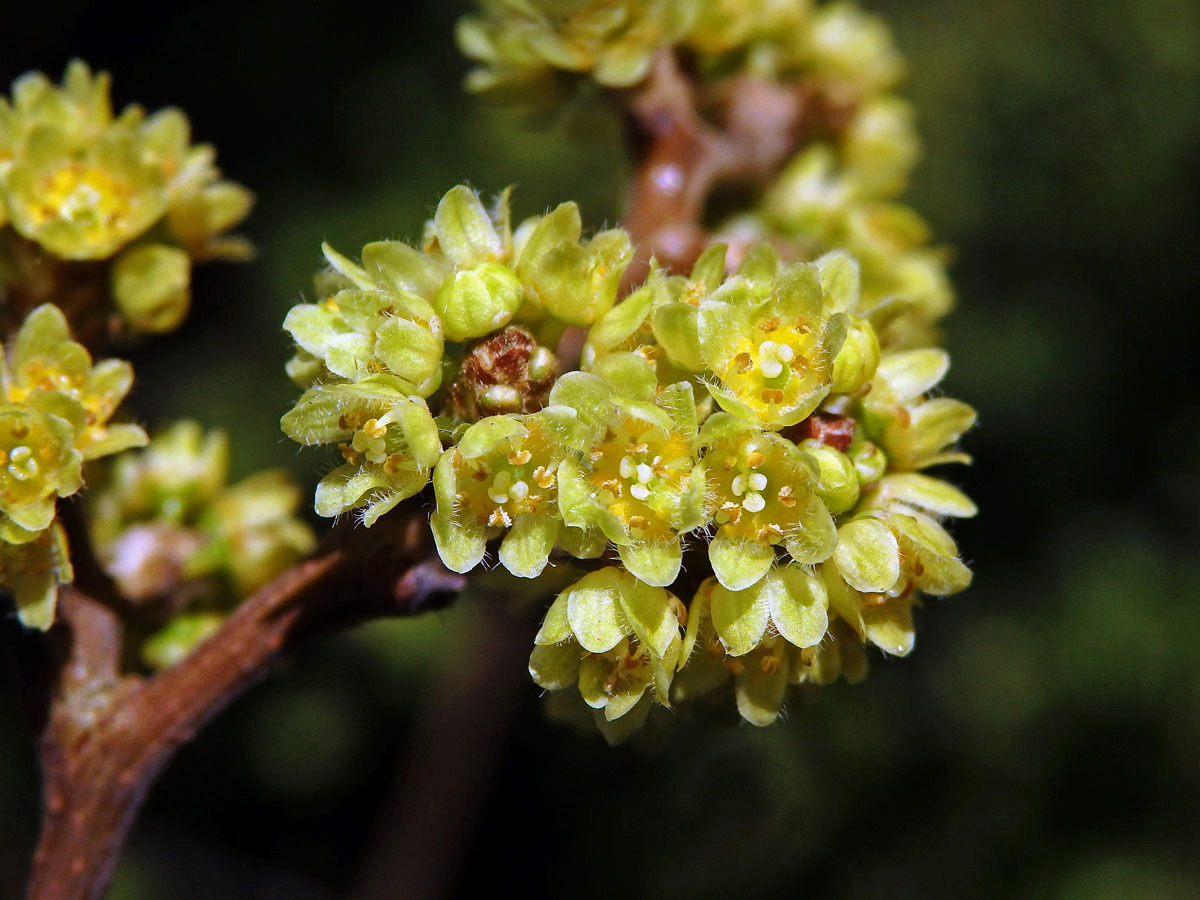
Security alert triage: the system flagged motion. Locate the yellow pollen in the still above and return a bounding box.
[362,418,387,440]
[508,448,532,466]
[382,454,406,475]
[533,466,555,489]
[746,451,766,468]
[761,388,785,405]
[629,515,649,530]
[760,654,781,675]
[777,485,795,507]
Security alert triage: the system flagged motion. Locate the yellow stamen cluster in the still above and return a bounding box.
[589,416,692,541]
[721,315,823,417]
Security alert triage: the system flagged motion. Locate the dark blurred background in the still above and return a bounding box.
[3,0,1200,897]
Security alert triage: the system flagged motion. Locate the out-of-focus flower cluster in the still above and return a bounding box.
[460,0,950,350]
[0,61,252,335]
[88,421,315,668]
[0,304,146,627]
[281,178,976,740]
[458,0,902,95]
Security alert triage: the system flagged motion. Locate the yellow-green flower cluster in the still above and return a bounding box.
[458,0,903,99]
[0,304,146,628]
[0,61,252,333]
[280,184,632,525]
[281,185,975,738]
[88,420,315,668]
[458,0,696,91]
[522,242,974,736]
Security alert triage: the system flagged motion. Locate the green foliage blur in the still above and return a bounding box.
[2,0,1199,896]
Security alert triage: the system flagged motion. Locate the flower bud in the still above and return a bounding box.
[434,263,523,341]
[111,243,192,333]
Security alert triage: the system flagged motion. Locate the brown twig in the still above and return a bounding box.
[25,513,464,900]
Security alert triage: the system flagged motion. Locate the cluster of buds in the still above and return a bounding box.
[281,178,976,739]
[0,304,146,626]
[0,61,252,335]
[88,421,315,668]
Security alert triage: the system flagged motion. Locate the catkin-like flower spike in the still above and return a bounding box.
[531,567,685,723]
[700,412,835,590]
[281,376,441,525]
[0,303,146,627]
[552,371,705,587]
[431,408,599,578]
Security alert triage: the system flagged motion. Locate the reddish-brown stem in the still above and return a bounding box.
[25,515,464,900]
[623,49,815,276]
